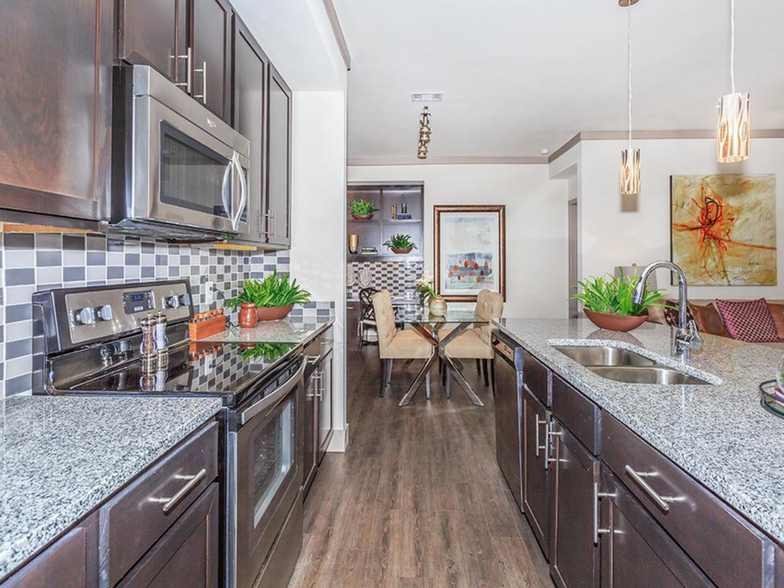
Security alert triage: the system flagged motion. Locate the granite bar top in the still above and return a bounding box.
[0,396,223,579]
[493,318,784,546]
[197,314,334,345]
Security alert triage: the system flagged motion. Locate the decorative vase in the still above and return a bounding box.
[348,234,359,254]
[239,303,258,329]
[583,309,647,332]
[351,214,373,221]
[391,247,413,255]
[256,304,295,321]
[428,297,447,317]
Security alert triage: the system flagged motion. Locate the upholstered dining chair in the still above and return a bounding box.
[372,290,435,398]
[443,289,504,397]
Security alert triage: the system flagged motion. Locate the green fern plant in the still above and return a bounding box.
[226,271,311,310]
[570,269,669,317]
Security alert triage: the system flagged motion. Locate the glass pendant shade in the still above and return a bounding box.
[619,148,641,195]
[717,92,750,163]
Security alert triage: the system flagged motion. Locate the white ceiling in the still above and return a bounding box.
[333,0,784,160]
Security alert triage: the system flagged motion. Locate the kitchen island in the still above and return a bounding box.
[493,318,784,587]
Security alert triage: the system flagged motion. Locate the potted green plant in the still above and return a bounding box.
[226,271,312,321]
[383,234,417,254]
[348,199,375,220]
[570,270,669,332]
[415,274,447,316]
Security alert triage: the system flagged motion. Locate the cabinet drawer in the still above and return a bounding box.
[603,413,769,588]
[551,374,601,455]
[523,351,549,406]
[99,422,218,587]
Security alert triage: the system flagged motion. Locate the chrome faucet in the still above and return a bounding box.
[632,260,703,357]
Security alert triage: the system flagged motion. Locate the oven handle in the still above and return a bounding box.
[238,359,306,426]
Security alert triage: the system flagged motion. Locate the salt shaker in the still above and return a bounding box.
[140,314,158,373]
[155,311,169,369]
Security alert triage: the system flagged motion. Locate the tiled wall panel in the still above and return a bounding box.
[346,260,424,300]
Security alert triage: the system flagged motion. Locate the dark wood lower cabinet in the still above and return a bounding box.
[549,420,599,588]
[117,483,219,588]
[523,385,550,558]
[599,469,714,588]
[303,364,317,496]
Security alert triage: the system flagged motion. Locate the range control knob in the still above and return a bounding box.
[165,295,181,309]
[74,307,96,326]
[179,293,191,307]
[96,305,113,322]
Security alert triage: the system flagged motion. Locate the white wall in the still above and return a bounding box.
[573,137,784,300]
[348,165,571,318]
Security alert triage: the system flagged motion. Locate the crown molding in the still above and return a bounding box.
[348,156,549,166]
[323,0,351,70]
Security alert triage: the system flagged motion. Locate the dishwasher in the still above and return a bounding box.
[493,331,524,511]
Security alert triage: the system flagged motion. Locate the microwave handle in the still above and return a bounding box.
[221,161,233,223]
[231,152,247,231]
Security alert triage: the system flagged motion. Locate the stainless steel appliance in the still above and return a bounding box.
[113,66,252,241]
[32,280,305,588]
[493,332,524,511]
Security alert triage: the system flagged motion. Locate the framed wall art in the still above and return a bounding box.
[434,205,506,302]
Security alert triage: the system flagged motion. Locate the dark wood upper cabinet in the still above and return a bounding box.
[192,0,232,121]
[0,0,114,224]
[266,64,292,247]
[232,15,268,242]
[120,0,186,84]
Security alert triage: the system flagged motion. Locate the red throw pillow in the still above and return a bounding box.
[714,299,781,343]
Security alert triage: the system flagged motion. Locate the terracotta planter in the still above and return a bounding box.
[583,309,647,332]
[239,303,258,329]
[351,214,373,221]
[256,304,295,321]
[390,248,413,255]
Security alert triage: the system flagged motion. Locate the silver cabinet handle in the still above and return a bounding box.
[315,369,323,400]
[545,421,560,468]
[195,60,207,103]
[174,47,192,93]
[306,354,321,365]
[624,465,680,513]
[149,468,207,514]
[593,482,615,545]
[535,416,547,457]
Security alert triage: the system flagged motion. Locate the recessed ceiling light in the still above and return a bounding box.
[540,148,550,155]
[411,93,444,102]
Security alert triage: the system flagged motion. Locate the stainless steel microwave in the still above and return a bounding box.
[112,65,251,240]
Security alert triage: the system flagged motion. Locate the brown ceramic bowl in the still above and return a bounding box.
[390,248,413,254]
[351,214,373,221]
[256,304,295,321]
[583,309,647,332]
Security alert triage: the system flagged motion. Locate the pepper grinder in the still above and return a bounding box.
[140,314,158,374]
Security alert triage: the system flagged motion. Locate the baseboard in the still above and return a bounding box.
[327,423,349,452]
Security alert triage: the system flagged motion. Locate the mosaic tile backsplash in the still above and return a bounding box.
[346,260,425,300]
[0,232,329,397]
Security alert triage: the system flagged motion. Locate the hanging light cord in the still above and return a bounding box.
[730,0,736,94]
[627,1,633,150]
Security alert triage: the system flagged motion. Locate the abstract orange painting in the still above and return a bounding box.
[671,174,777,286]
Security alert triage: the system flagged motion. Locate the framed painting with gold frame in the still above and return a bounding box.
[434,205,506,302]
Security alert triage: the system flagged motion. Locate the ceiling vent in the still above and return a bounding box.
[411,93,443,102]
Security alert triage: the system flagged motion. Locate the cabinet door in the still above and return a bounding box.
[266,65,292,247]
[232,16,267,243]
[599,470,714,588]
[550,420,599,588]
[494,349,523,511]
[303,369,317,497]
[117,483,219,588]
[523,385,550,558]
[192,0,232,122]
[0,0,113,222]
[318,353,334,463]
[120,0,186,85]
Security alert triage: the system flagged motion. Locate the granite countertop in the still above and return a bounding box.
[493,318,784,545]
[197,314,334,345]
[0,395,223,579]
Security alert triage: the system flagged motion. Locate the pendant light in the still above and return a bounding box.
[619,0,640,195]
[417,107,432,160]
[717,0,750,163]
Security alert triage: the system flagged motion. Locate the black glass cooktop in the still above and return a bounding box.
[66,342,300,406]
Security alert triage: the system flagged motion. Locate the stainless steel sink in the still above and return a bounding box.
[587,366,712,386]
[553,345,657,367]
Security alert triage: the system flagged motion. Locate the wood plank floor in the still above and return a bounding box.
[289,344,553,588]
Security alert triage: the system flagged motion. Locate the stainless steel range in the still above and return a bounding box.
[32,280,305,588]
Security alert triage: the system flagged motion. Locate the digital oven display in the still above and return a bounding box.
[123,291,154,315]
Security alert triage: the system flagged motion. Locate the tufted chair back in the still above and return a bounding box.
[372,290,397,354]
[473,289,504,344]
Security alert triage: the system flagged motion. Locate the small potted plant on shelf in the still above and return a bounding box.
[383,234,417,255]
[226,271,312,322]
[570,269,669,332]
[348,199,375,220]
[415,274,447,317]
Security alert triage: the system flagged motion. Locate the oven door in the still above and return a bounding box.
[231,358,305,588]
[133,95,249,235]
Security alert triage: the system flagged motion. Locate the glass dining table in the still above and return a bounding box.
[395,305,489,407]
